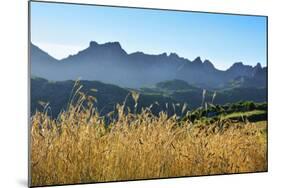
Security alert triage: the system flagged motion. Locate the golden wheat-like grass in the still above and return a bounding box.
[30,91,267,186]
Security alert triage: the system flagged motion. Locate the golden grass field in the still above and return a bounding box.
[30,90,267,186]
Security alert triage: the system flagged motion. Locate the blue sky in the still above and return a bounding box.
[30,1,267,70]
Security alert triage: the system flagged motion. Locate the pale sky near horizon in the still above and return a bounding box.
[30,1,267,70]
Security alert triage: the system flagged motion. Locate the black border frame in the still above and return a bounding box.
[28,0,268,187]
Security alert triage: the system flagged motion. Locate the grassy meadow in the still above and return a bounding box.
[30,84,267,186]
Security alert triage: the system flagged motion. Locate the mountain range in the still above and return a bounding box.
[30,41,267,89]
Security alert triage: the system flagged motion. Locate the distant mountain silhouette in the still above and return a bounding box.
[30,41,267,89]
[224,64,267,89]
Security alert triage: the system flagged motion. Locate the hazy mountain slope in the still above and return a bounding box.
[30,43,62,79]
[224,65,267,89]
[30,41,266,89]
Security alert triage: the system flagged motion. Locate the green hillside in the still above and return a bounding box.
[31,78,267,120]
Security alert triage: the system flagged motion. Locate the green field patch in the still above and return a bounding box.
[222,110,267,122]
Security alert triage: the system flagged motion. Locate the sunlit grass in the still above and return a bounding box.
[30,86,267,186]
